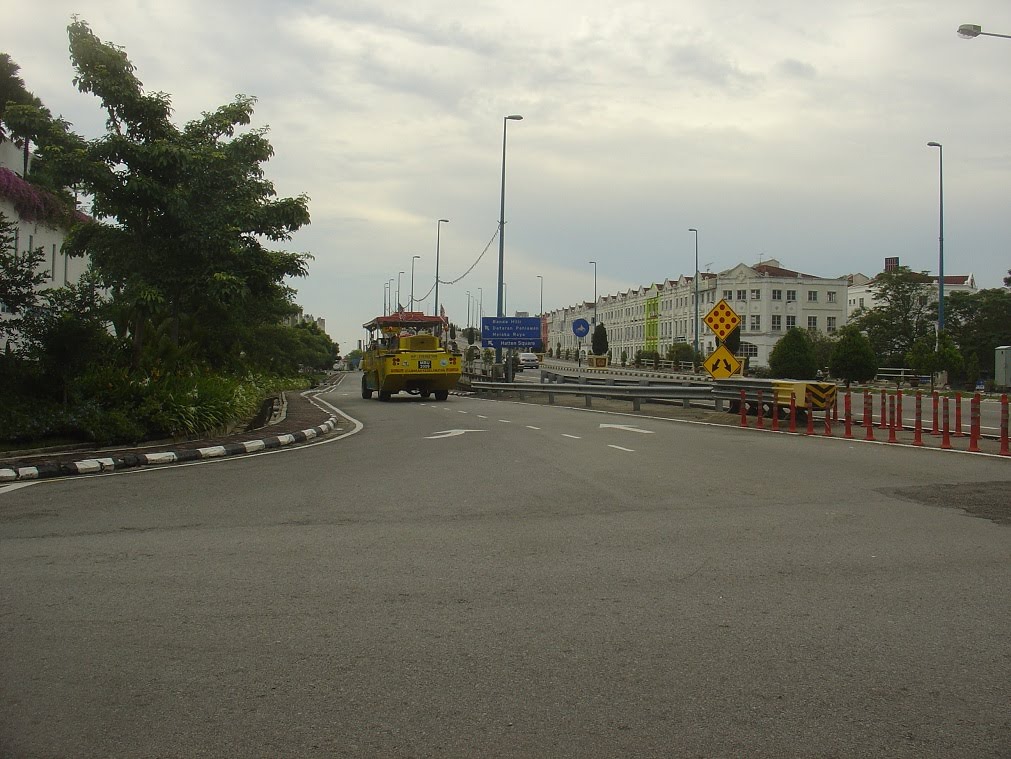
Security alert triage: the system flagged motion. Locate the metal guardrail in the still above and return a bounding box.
[470,380,713,411]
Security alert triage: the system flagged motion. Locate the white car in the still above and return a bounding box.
[518,352,539,370]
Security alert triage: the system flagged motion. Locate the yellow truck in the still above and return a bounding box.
[360,312,461,401]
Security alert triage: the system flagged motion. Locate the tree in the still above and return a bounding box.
[809,331,837,375]
[591,322,608,356]
[56,20,311,370]
[769,328,818,379]
[852,266,934,366]
[944,289,1011,383]
[0,212,48,349]
[1005,269,1010,288]
[906,333,963,392]
[829,326,877,386]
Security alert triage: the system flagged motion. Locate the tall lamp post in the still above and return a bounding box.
[588,261,597,326]
[957,23,1011,39]
[435,218,449,317]
[689,228,699,360]
[927,142,944,346]
[536,275,543,314]
[410,255,421,311]
[384,281,390,316]
[388,279,395,315]
[397,271,404,312]
[496,114,523,362]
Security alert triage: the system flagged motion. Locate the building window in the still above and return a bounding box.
[859,297,864,308]
[786,290,797,302]
[739,342,758,357]
[807,291,818,302]
[808,316,818,331]
[723,290,733,301]
[772,289,782,301]
[750,314,761,331]
[772,314,782,331]
[0,301,9,314]
[827,317,837,333]
[750,289,761,300]
[827,291,837,303]
[736,289,746,301]
[786,315,796,329]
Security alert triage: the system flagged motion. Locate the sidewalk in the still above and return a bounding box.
[0,388,342,482]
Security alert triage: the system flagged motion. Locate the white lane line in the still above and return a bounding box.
[458,410,469,414]
[526,425,541,430]
[499,419,512,423]
[477,415,488,419]
[0,482,36,495]
[562,434,581,439]
[608,445,635,452]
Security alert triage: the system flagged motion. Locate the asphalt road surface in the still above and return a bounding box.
[2,377,1009,758]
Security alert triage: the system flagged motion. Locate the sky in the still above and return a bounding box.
[5,0,1010,354]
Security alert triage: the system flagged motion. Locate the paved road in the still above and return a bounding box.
[2,379,1009,757]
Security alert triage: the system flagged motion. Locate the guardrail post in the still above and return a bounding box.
[954,393,963,436]
[740,390,748,428]
[879,389,887,429]
[864,391,874,441]
[968,393,980,453]
[806,399,815,435]
[913,391,923,446]
[887,395,897,444]
[1000,394,1009,457]
[844,390,853,439]
[931,391,940,436]
[941,396,952,450]
[756,390,764,429]
[789,392,798,433]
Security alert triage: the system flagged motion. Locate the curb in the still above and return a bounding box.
[0,416,338,483]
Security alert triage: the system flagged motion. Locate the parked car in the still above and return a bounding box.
[518,352,539,370]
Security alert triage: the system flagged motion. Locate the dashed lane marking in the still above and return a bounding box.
[526,426,541,430]
[562,434,581,439]
[608,445,635,452]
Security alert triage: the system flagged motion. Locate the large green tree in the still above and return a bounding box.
[852,266,935,366]
[944,288,1011,382]
[56,20,311,369]
[769,327,818,379]
[829,325,877,386]
[591,322,608,356]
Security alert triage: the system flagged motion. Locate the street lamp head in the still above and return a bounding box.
[413,255,421,260]
[689,227,698,233]
[439,218,449,223]
[958,23,982,38]
[927,141,942,148]
[506,114,523,121]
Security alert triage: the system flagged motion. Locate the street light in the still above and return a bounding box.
[957,23,1011,39]
[410,255,421,311]
[588,261,597,326]
[927,142,944,346]
[397,271,404,312]
[496,114,523,362]
[689,228,699,360]
[435,218,449,317]
[384,281,390,316]
[536,275,543,315]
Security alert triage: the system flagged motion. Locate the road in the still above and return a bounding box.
[2,378,1009,757]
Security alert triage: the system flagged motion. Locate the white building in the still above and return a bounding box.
[0,139,89,324]
[846,258,976,319]
[545,259,849,369]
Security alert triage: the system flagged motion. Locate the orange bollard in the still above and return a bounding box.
[888,395,897,443]
[1001,394,1009,456]
[896,391,903,432]
[757,389,764,429]
[954,393,963,436]
[771,394,780,432]
[823,403,832,436]
[806,400,815,435]
[864,391,874,441]
[941,396,952,450]
[844,390,853,439]
[832,391,839,422]
[931,391,939,435]
[913,391,923,446]
[879,389,888,429]
[740,389,748,428]
[968,393,980,453]
[789,392,797,433]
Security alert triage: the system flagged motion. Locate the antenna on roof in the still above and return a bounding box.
[705,262,713,273]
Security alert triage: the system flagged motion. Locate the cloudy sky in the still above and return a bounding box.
[7,1,1010,353]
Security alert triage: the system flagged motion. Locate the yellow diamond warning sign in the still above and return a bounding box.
[703,299,741,342]
[704,344,742,379]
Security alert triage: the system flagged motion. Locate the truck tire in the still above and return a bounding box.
[361,375,373,399]
[434,389,449,401]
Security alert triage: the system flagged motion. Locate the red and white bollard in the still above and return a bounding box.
[888,395,898,444]
[740,389,748,428]
[757,389,765,429]
[879,388,888,429]
[968,393,981,454]
[1000,394,1009,457]
[864,391,874,441]
[913,391,924,447]
[844,390,853,439]
[896,391,903,432]
[771,394,780,432]
[954,393,963,437]
[931,391,940,436]
[941,396,952,450]
[806,400,815,435]
[789,392,798,434]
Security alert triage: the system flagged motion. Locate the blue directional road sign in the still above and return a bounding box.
[572,318,590,338]
[482,316,542,348]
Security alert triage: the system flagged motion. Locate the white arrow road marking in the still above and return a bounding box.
[426,429,487,439]
[608,445,635,452]
[599,424,654,434]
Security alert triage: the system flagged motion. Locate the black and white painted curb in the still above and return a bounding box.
[0,416,338,483]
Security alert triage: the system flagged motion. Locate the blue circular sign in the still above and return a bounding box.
[572,318,590,338]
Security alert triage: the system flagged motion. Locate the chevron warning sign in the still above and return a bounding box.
[704,344,742,379]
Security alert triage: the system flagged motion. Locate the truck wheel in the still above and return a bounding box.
[361,375,373,399]
[420,390,431,399]
[434,389,449,401]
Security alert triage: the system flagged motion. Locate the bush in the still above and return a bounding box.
[769,328,818,379]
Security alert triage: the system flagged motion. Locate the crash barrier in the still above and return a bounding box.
[471,379,1010,456]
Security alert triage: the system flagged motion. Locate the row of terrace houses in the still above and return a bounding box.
[544,259,851,369]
